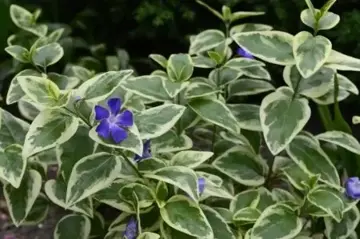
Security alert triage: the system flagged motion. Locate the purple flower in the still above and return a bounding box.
[123,217,138,239]
[198,177,206,195]
[237,47,254,59]
[94,98,134,144]
[345,177,360,199]
[134,140,151,162]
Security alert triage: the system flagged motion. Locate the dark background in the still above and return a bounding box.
[1,0,360,133]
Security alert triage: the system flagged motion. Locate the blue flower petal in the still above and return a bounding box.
[345,177,360,199]
[198,177,206,195]
[237,47,254,59]
[107,98,122,115]
[110,124,128,143]
[94,105,110,120]
[134,140,151,162]
[123,217,138,239]
[116,110,134,127]
[96,119,110,139]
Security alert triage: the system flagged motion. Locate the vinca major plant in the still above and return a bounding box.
[2,0,360,238]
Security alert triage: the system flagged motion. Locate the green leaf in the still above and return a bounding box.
[301,9,340,31]
[337,74,359,95]
[23,193,49,225]
[260,88,311,155]
[192,55,217,68]
[6,69,41,105]
[286,135,340,187]
[232,31,295,65]
[307,185,344,222]
[76,70,133,102]
[152,130,193,153]
[10,4,47,36]
[18,98,41,121]
[0,108,29,148]
[325,50,360,72]
[134,103,186,139]
[213,146,266,186]
[170,150,213,168]
[201,204,236,239]
[150,54,168,68]
[227,104,262,131]
[167,54,194,82]
[160,195,213,238]
[283,65,334,98]
[138,158,167,173]
[230,189,260,213]
[138,232,161,239]
[44,179,93,217]
[89,124,143,155]
[145,166,198,200]
[316,131,360,155]
[189,30,225,55]
[188,98,240,134]
[31,43,64,67]
[54,214,91,239]
[17,75,70,108]
[251,204,303,239]
[230,24,273,36]
[293,31,332,78]
[229,79,275,97]
[121,75,171,102]
[119,183,155,208]
[184,82,218,99]
[209,67,243,86]
[4,170,42,226]
[256,187,276,211]
[57,126,95,182]
[0,144,26,188]
[5,45,30,63]
[22,109,79,159]
[66,152,121,206]
[160,219,196,239]
[324,206,360,239]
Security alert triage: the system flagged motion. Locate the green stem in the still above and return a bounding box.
[175,93,182,135]
[317,105,333,131]
[64,107,92,128]
[118,151,144,179]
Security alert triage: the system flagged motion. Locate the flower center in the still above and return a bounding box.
[108,115,117,124]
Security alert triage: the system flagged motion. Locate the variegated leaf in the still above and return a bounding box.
[227,104,262,131]
[120,75,171,102]
[0,108,29,148]
[283,65,334,98]
[185,82,218,99]
[238,66,271,80]
[230,189,260,213]
[162,81,189,98]
[134,104,186,139]
[286,135,340,187]
[324,206,360,239]
[119,183,155,208]
[293,31,332,78]
[229,79,275,97]
[145,166,198,200]
[44,179,93,217]
[316,131,360,155]
[188,98,240,134]
[189,30,225,55]
[5,45,29,63]
[66,152,122,206]
[224,58,265,70]
[149,54,167,68]
[54,214,91,239]
[170,150,213,168]
[22,109,79,159]
[260,87,311,155]
[152,130,193,153]
[167,54,193,82]
[301,9,340,31]
[0,144,26,188]
[10,4,47,36]
[160,195,213,238]
[251,204,303,239]
[232,31,295,65]
[4,170,42,226]
[230,23,273,36]
[76,70,133,102]
[325,50,360,71]
[31,43,64,67]
[213,146,266,186]
[23,193,49,226]
[17,75,71,108]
